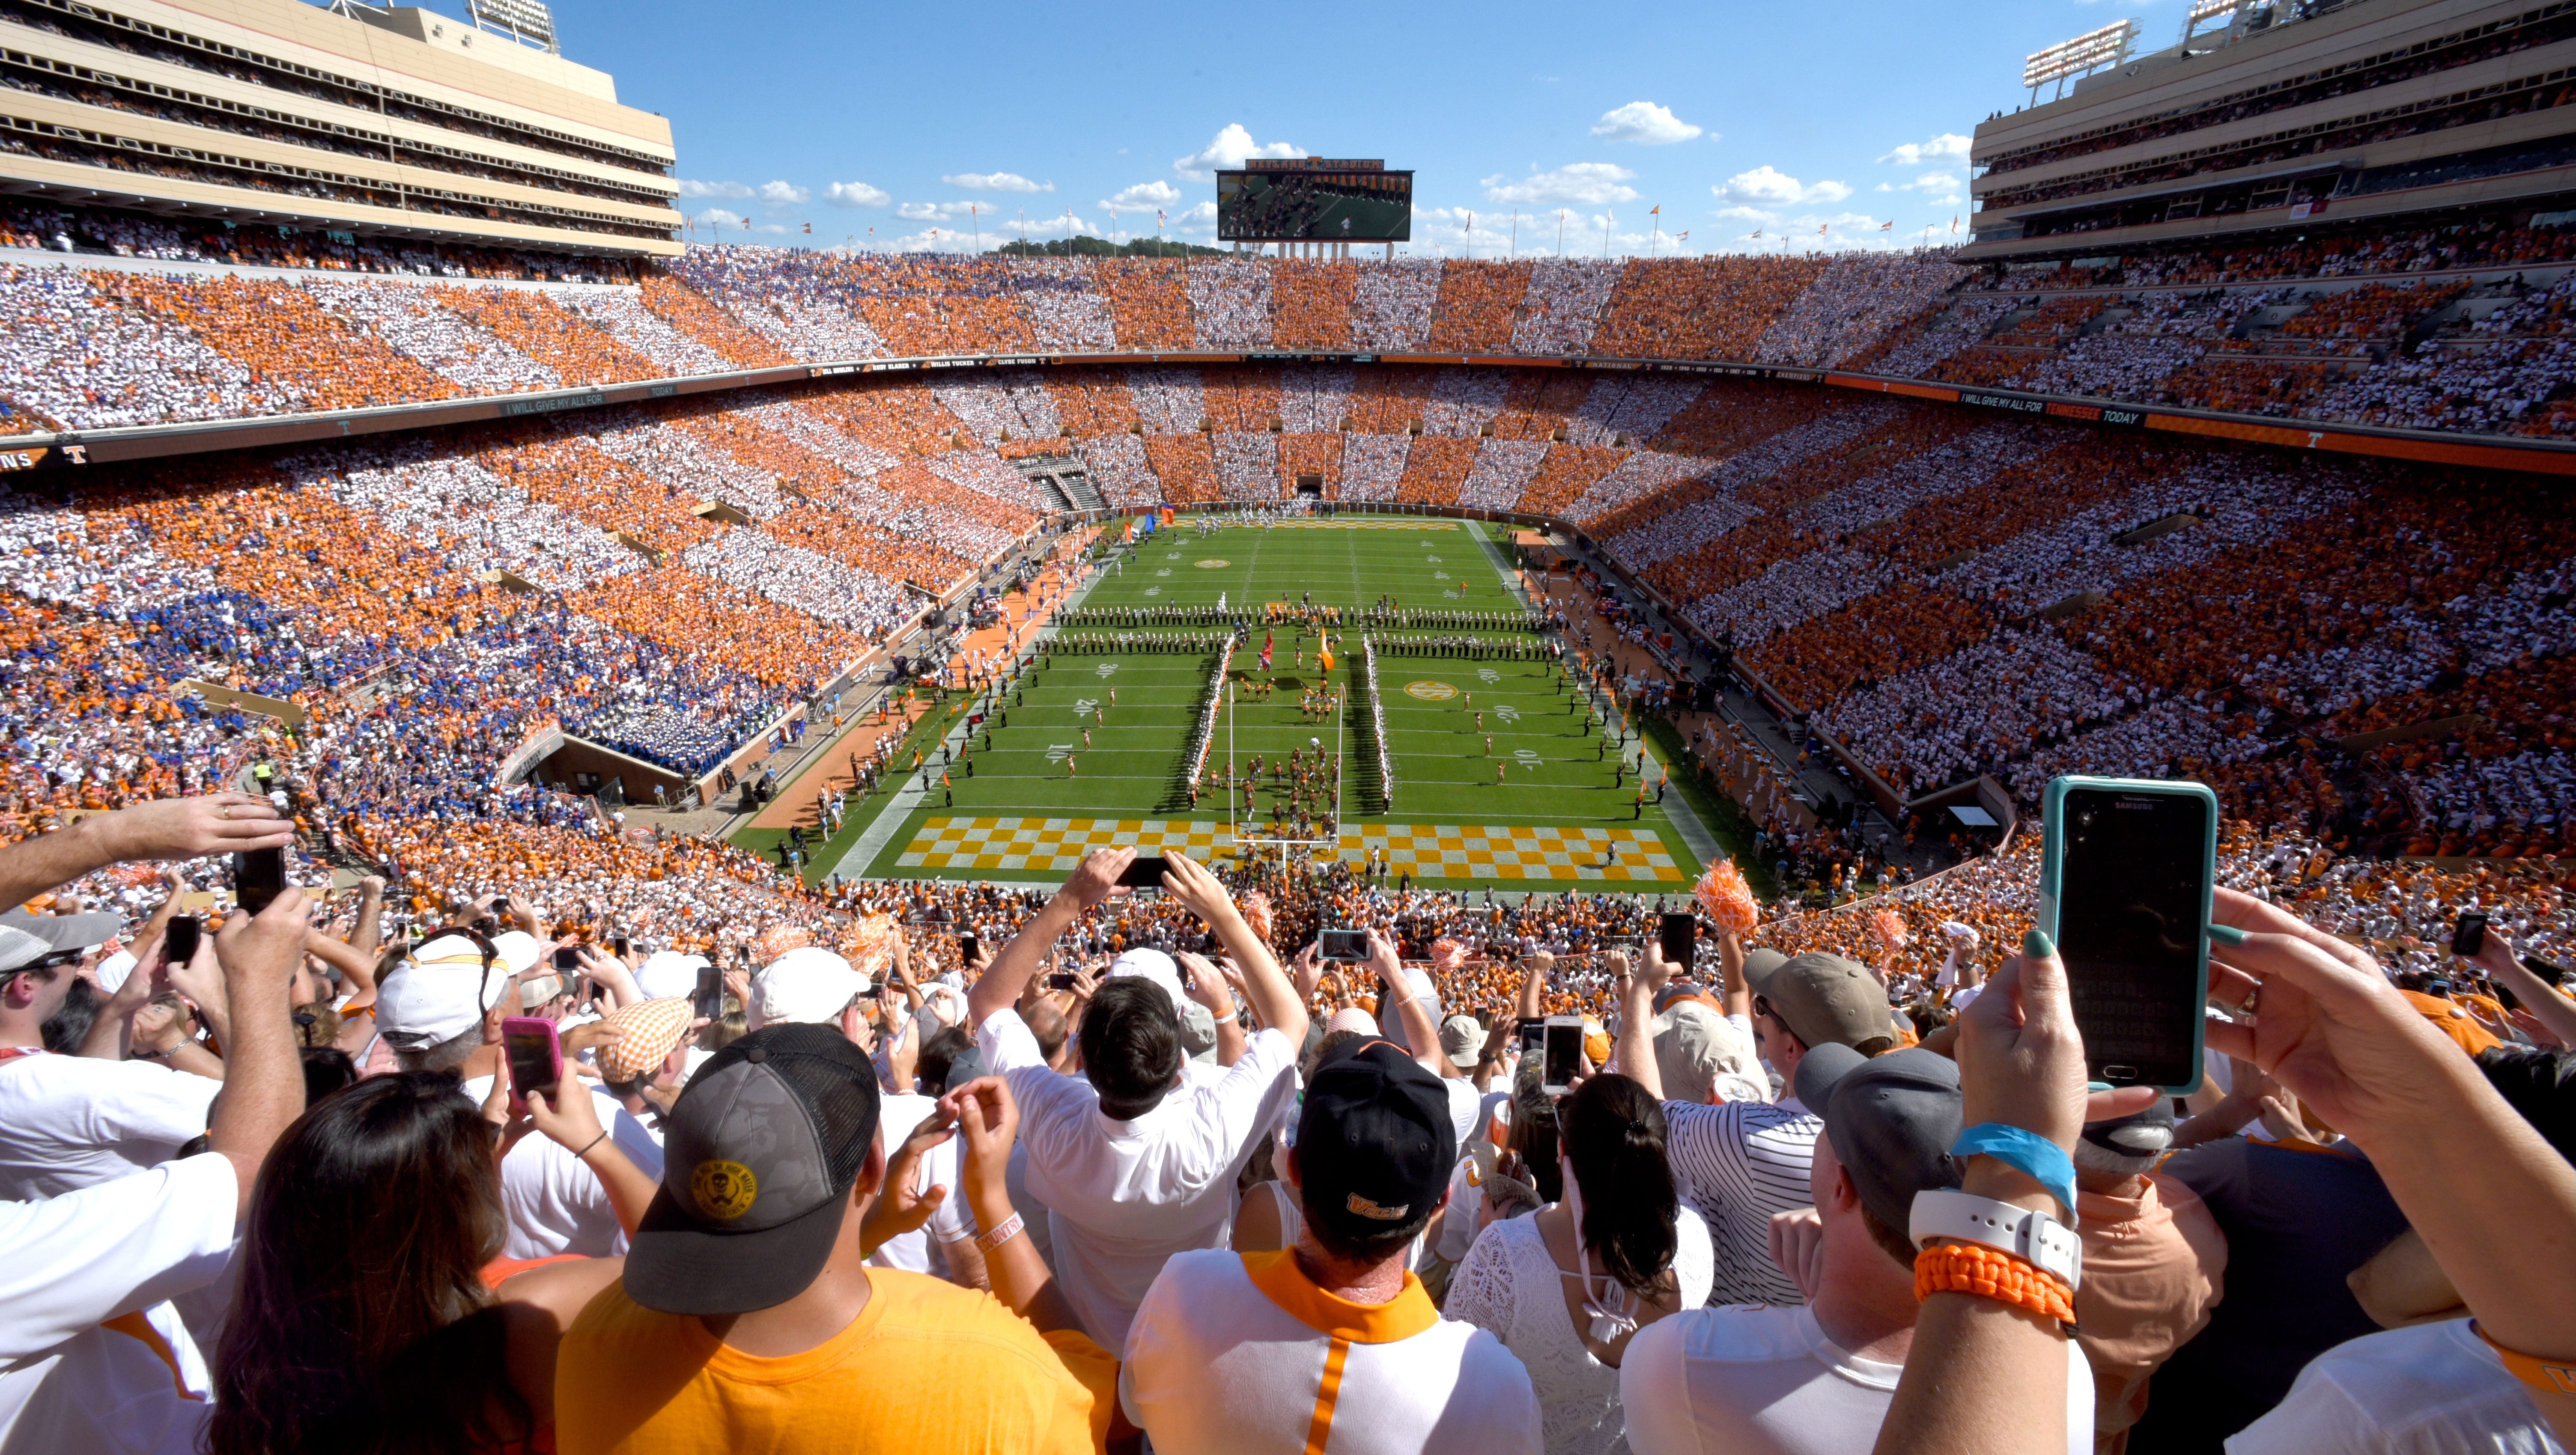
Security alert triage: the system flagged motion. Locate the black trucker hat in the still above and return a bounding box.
[624,1023,882,1316]
[1297,1037,1456,1243]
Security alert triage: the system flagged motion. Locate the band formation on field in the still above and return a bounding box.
[804,512,1708,889]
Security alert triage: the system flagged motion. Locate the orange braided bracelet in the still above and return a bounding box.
[1914,1242,2078,1329]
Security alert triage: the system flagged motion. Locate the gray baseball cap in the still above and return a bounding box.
[1794,1043,1962,1235]
[0,909,120,972]
[625,1024,883,1316]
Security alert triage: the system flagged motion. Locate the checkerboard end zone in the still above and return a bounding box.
[895,817,1684,881]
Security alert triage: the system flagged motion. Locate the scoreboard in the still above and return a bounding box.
[1216,159,1413,243]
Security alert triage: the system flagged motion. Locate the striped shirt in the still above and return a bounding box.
[1663,1098,1823,1308]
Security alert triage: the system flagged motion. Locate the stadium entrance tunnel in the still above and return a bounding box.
[1296,474,1324,498]
[524,736,687,810]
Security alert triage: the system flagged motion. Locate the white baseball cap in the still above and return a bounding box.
[635,949,710,1001]
[749,946,865,1031]
[491,930,544,975]
[1106,946,1186,1015]
[377,935,513,1045]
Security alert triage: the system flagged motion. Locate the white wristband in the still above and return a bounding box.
[1909,1188,2084,1291]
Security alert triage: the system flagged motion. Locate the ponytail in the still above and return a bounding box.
[1559,1074,1679,1298]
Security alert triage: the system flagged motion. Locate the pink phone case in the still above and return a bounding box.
[498,1016,563,1113]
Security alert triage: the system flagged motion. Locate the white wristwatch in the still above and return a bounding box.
[1909,1189,2084,1292]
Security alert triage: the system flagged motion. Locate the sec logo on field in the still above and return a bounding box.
[692,1160,758,1221]
[1195,559,1230,569]
[1405,681,1458,701]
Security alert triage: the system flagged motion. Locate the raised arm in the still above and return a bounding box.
[1366,929,1446,1077]
[966,847,1129,1028]
[1612,945,1671,1100]
[2471,937,2576,1050]
[209,888,312,1222]
[1166,854,1308,1049]
[0,794,291,912]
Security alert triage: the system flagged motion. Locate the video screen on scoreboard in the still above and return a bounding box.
[1217,161,1413,242]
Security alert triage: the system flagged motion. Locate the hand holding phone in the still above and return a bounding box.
[1318,928,1369,963]
[2039,777,2215,1094]
[553,945,583,972]
[162,915,202,967]
[500,1017,563,1116]
[1658,912,1696,972]
[2451,911,2489,958]
[233,847,287,917]
[1119,854,1171,890]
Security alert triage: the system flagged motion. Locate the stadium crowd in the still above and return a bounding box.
[3,782,2573,1455]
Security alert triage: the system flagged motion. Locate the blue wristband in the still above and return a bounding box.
[1952,1124,2078,1223]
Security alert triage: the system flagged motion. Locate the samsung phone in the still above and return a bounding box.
[232,847,287,917]
[1541,1015,1584,1095]
[2451,911,2489,958]
[2039,777,2215,1094]
[553,945,583,972]
[161,914,201,967]
[1318,928,1370,963]
[1659,912,1697,972]
[1119,855,1171,889]
[693,962,725,1022]
[498,1017,562,1116]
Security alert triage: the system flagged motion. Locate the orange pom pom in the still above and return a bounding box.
[1694,860,1760,937]
[837,912,903,982]
[1871,908,1909,951]
[750,923,813,965]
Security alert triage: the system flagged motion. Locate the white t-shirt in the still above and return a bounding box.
[1620,1303,2093,1455]
[2226,1318,2564,1455]
[461,1077,666,1259]
[0,1049,221,1200]
[979,1007,1298,1350]
[868,1090,975,1277]
[1121,1247,1541,1455]
[0,1154,238,1455]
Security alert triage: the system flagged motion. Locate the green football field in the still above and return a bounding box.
[821,515,1719,889]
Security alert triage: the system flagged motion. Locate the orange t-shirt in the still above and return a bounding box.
[2397,990,2503,1056]
[553,1271,1107,1455]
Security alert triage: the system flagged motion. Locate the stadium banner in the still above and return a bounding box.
[2144,411,2576,476]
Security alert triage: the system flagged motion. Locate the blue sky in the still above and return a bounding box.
[521,0,2174,255]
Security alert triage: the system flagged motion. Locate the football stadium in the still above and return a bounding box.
[4,0,2576,1450]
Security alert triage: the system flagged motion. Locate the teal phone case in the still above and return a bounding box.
[2038,775,2216,1095]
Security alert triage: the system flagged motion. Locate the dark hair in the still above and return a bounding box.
[2477,1046,2576,1162]
[918,1025,973,1094]
[39,974,101,1054]
[1079,978,1184,1116]
[1510,1059,1564,1205]
[301,1046,359,1104]
[209,1072,527,1455]
[1557,1074,1680,1297]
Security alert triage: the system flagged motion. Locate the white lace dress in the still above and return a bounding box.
[1445,1208,1714,1455]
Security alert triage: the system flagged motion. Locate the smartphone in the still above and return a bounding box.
[611,936,631,958]
[1319,928,1370,963]
[2039,777,2215,1094]
[2451,911,2489,958]
[1658,912,1697,972]
[1119,854,1171,889]
[1045,971,1079,991]
[232,847,287,917]
[553,945,583,972]
[1541,1015,1584,1095]
[471,916,499,939]
[499,1016,562,1115]
[162,915,201,966]
[693,962,725,1022]
[958,933,980,965]
[1517,1020,1546,1056]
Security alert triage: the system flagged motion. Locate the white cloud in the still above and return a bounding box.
[1590,101,1706,146]
[896,201,991,222]
[825,182,890,208]
[1878,133,1973,167]
[1102,180,1181,211]
[943,171,1053,193]
[677,179,752,199]
[1712,205,1775,225]
[1174,124,1305,181]
[1479,163,1640,207]
[688,208,789,236]
[754,180,810,207]
[1716,166,1852,207]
